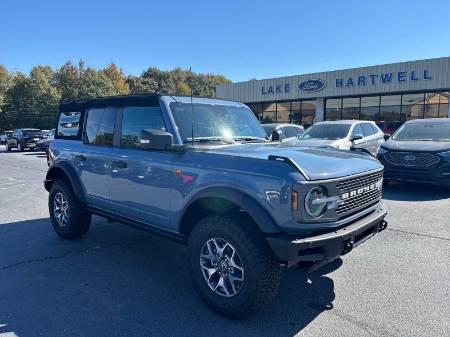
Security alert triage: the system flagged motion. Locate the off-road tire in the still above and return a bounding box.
[49,179,91,239]
[188,213,281,318]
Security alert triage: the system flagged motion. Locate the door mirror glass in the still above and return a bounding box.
[140,129,176,151]
[350,134,364,142]
[383,133,390,141]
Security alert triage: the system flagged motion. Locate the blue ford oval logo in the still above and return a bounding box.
[299,79,326,92]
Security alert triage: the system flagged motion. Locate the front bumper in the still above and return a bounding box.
[266,202,387,270]
[382,166,450,186]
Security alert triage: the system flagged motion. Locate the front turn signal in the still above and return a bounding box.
[292,191,299,211]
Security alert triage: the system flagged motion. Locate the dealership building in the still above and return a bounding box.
[216,57,450,132]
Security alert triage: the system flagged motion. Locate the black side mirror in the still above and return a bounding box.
[350,134,364,142]
[383,134,390,141]
[140,129,183,151]
[271,129,282,142]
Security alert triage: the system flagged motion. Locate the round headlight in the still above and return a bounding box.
[305,186,328,217]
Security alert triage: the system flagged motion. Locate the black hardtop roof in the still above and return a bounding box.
[60,94,161,111]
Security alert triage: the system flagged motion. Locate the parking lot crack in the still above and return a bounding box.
[386,228,450,242]
[0,238,147,272]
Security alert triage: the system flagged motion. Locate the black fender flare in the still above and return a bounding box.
[44,161,87,203]
[178,187,281,234]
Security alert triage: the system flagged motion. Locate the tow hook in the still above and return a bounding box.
[342,240,354,254]
[378,220,388,232]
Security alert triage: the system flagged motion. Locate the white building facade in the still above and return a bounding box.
[216,57,450,133]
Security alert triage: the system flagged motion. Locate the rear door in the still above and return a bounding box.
[77,107,118,209]
[361,122,378,154]
[109,105,174,228]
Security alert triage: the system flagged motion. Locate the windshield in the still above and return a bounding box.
[23,130,42,137]
[392,122,450,141]
[170,103,267,143]
[300,124,351,140]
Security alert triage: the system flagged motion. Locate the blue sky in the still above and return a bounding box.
[1,0,449,82]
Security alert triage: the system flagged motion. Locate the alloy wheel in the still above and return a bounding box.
[200,238,245,297]
[53,192,69,227]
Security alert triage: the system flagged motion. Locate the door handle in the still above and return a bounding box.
[74,155,86,162]
[111,160,127,169]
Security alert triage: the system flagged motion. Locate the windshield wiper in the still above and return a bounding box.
[184,137,235,144]
[233,136,269,143]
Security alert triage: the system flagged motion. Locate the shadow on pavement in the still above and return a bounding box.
[383,181,450,201]
[0,217,337,337]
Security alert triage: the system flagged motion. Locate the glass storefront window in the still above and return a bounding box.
[262,102,276,123]
[325,98,341,120]
[437,92,449,117]
[291,101,301,124]
[403,93,424,120]
[360,96,379,121]
[301,101,316,127]
[276,102,291,123]
[379,95,403,132]
[342,97,360,120]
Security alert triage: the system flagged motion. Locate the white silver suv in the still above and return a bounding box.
[286,120,385,155]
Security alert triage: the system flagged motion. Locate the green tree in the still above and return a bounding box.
[126,75,158,94]
[79,67,116,99]
[0,65,13,129]
[101,63,129,95]
[54,60,83,101]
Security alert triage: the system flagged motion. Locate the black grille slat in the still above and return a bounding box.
[334,170,383,216]
[384,152,440,167]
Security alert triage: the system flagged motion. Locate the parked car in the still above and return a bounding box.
[44,95,387,317]
[36,129,55,151]
[377,118,450,188]
[262,123,304,142]
[285,120,385,156]
[5,128,44,152]
[1,130,12,144]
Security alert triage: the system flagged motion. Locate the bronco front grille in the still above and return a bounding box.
[384,151,440,167]
[335,170,383,216]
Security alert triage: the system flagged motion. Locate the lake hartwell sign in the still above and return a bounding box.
[260,69,432,95]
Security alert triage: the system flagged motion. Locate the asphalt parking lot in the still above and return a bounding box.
[0,145,449,337]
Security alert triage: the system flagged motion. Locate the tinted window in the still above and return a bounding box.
[300,124,351,140]
[84,108,117,145]
[262,125,276,137]
[57,112,82,138]
[351,124,364,137]
[285,126,302,138]
[121,106,166,148]
[361,123,375,137]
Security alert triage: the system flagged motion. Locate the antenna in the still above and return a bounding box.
[190,67,194,147]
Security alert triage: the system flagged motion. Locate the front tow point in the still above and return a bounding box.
[379,220,388,231]
[342,240,354,254]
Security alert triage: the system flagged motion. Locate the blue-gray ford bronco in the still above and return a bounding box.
[44,94,387,317]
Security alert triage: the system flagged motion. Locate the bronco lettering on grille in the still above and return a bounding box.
[341,179,383,200]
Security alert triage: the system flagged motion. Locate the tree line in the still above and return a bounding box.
[0,60,231,130]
